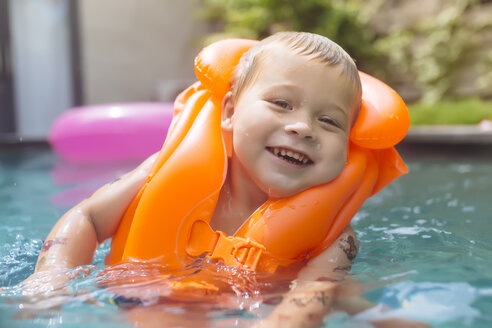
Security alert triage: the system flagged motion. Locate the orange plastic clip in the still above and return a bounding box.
[207,232,265,270]
[186,220,265,270]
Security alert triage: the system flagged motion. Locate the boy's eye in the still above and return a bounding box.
[272,99,293,110]
[318,116,341,128]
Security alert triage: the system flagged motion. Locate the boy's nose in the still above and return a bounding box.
[284,122,315,140]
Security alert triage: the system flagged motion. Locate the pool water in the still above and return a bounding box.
[0,145,491,327]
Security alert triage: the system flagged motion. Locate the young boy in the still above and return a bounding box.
[25,32,424,328]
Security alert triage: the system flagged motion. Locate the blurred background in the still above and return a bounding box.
[1,0,491,141]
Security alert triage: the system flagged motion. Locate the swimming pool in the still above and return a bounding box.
[0,144,491,327]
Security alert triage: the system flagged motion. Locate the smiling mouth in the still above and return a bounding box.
[266,147,314,166]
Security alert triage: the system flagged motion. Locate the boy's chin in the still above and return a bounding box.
[264,184,309,199]
[263,178,336,199]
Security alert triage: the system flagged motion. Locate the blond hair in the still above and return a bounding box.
[231,32,362,111]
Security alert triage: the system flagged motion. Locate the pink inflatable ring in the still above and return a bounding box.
[49,103,174,163]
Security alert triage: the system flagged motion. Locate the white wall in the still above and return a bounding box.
[9,0,73,139]
[79,0,210,104]
[8,0,208,139]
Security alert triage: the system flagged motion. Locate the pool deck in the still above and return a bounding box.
[398,125,492,159]
[405,125,492,145]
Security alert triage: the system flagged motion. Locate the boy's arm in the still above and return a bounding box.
[259,226,429,328]
[259,225,358,328]
[34,153,158,273]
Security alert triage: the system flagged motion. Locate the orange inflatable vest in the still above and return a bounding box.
[105,39,409,274]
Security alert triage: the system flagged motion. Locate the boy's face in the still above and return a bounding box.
[223,45,359,198]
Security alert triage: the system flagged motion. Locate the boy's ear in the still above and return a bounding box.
[221,91,234,131]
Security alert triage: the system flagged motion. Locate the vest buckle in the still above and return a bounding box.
[207,232,265,270]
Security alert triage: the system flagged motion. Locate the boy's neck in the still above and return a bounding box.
[210,155,269,235]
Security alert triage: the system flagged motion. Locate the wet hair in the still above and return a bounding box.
[230,31,362,114]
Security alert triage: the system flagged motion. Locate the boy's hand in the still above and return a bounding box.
[20,269,71,297]
[10,266,98,319]
[1,269,72,320]
[255,281,336,328]
[254,225,355,328]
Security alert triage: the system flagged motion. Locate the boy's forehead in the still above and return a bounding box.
[257,44,304,67]
[254,44,349,80]
[253,45,316,79]
[253,44,346,85]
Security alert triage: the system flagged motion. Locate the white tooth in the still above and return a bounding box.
[293,153,300,160]
[302,158,308,164]
[281,149,286,156]
[287,151,294,158]
[273,148,279,155]
[298,154,305,161]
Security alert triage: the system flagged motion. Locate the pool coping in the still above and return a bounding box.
[0,133,48,147]
[404,125,492,145]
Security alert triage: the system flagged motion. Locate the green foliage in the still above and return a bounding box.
[196,0,491,103]
[478,51,492,90]
[195,0,492,125]
[374,0,491,103]
[196,0,378,69]
[409,99,492,125]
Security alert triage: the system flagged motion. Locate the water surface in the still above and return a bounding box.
[0,145,491,327]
